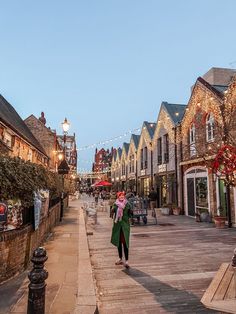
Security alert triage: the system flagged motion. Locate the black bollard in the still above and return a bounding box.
[27,247,48,314]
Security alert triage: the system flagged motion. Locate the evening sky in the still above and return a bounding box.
[0,1,235,171]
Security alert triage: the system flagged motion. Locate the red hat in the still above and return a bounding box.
[117,191,125,198]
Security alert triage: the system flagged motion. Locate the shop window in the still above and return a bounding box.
[164,134,169,163]
[140,148,144,170]
[144,147,148,169]
[195,177,208,209]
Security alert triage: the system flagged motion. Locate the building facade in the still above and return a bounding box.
[181,70,236,225]
[120,143,129,190]
[127,134,140,192]
[137,121,156,196]
[153,102,186,207]
[57,134,77,175]
[0,95,48,165]
[25,113,61,172]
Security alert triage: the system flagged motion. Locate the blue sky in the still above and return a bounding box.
[0,1,235,172]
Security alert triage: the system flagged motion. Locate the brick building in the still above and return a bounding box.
[25,113,62,172]
[92,148,114,180]
[127,134,140,192]
[57,134,77,175]
[0,95,48,165]
[153,102,186,207]
[137,121,156,196]
[180,68,236,224]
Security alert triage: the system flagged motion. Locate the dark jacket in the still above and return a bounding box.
[148,191,158,201]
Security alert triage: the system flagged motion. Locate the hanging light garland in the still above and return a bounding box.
[77,127,141,151]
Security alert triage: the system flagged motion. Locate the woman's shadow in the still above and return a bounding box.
[123,268,217,313]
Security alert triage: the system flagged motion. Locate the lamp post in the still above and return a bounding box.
[62,118,70,157]
[59,118,70,221]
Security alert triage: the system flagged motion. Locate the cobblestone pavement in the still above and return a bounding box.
[88,207,236,314]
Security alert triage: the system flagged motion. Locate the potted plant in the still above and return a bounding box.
[172,204,182,215]
[213,206,227,228]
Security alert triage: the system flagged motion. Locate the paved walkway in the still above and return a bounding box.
[0,199,96,314]
[88,205,236,314]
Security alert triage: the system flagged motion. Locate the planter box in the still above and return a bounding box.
[214,216,227,228]
[161,207,170,215]
[173,207,181,215]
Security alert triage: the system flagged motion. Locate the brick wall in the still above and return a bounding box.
[0,199,67,283]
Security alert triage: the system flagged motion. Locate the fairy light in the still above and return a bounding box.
[77,127,141,151]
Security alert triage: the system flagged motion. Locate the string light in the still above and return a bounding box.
[77,127,141,151]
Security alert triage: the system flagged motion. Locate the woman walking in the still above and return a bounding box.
[111,192,132,268]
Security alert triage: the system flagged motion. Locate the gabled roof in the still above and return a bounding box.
[143,121,156,139]
[123,142,130,155]
[197,76,224,99]
[162,102,186,125]
[181,76,225,124]
[25,114,57,136]
[0,95,48,157]
[131,134,140,149]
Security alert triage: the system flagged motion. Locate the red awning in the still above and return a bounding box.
[94,180,112,187]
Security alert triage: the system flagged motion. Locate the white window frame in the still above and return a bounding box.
[206,114,215,142]
[189,124,196,157]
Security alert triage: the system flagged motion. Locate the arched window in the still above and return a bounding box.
[189,124,196,156]
[206,114,214,142]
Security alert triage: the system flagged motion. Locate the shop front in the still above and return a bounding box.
[184,167,209,217]
[128,177,136,192]
[139,176,150,197]
[155,172,177,207]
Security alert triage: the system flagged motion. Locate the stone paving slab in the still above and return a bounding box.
[0,198,98,314]
[87,204,236,314]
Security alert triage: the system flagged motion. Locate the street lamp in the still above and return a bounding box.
[62,118,70,134]
[59,118,70,221]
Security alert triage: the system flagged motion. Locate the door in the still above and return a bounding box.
[187,178,195,216]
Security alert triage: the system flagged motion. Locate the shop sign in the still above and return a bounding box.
[158,164,167,173]
[141,169,146,176]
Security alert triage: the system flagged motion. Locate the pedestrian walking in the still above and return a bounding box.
[94,189,99,204]
[101,190,106,201]
[148,187,158,211]
[111,192,132,268]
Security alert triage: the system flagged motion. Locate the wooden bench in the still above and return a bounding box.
[201,262,236,313]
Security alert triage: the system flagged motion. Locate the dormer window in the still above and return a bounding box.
[206,114,214,142]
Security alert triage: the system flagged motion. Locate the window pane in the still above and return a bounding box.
[195,177,208,208]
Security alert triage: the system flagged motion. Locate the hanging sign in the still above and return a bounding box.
[34,192,42,230]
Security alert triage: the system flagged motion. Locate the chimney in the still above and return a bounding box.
[39,112,46,125]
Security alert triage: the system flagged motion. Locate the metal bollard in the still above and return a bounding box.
[27,247,48,314]
[231,248,236,298]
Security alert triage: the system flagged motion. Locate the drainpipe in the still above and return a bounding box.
[135,152,138,194]
[179,125,185,213]
[151,148,153,188]
[174,126,178,206]
[225,175,232,228]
